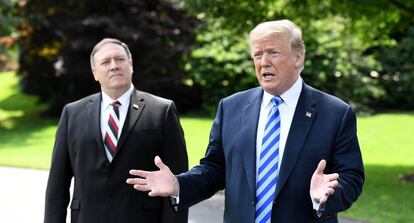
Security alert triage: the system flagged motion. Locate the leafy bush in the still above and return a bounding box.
[181,0,413,114]
[17,0,200,116]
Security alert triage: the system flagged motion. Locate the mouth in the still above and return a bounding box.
[109,74,122,79]
[262,72,275,81]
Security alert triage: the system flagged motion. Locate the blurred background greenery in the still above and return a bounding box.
[1,0,413,222]
[1,0,414,116]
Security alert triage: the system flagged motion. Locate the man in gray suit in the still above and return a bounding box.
[45,38,188,223]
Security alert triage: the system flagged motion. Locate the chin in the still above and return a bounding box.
[108,83,127,90]
[262,86,280,96]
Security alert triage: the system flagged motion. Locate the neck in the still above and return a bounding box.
[102,87,129,100]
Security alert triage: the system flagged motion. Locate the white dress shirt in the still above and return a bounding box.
[256,77,303,178]
[100,85,133,161]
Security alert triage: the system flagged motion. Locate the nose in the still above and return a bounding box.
[260,53,270,67]
[109,59,119,71]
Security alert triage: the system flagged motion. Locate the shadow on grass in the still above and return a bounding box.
[0,115,57,148]
[370,111,414,117]
[0,91,58,149]
[0,85,43,111]
[342,164,414,223]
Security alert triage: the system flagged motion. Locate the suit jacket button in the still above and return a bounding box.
[251,201,255,207]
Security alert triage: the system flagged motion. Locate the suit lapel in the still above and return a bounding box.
[116,89,145,153]
[240,88,263,200]
[87,93,108,159]
[275,83,317,198]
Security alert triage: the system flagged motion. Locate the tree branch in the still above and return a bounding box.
[387,0,414,16]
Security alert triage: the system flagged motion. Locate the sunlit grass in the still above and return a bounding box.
[358,112,414,166]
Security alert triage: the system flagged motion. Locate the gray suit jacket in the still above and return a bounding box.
[45,89,188,223]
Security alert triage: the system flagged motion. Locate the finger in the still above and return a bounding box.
[148,190,159,197]
[325,173,339,181]
[133,184,151,192]
[154,156,168,171]
[326,187,335,195]
[320,187,334,203]
[126,177,147,185]
[129,169,150,177]
[326,180,338,189]
[314,159,326,175]
[320,187,335,203]
[319,194,328,203]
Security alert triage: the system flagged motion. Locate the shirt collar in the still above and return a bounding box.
[263,77,303,109]
[101,84,134,108]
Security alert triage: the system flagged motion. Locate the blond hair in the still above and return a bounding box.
[249,19,305,54]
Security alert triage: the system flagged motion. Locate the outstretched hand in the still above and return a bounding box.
[310,160,339,204]
[126,156,179,197]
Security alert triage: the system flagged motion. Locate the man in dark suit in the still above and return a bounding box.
[44,38,188,223]
[127,19,364,223]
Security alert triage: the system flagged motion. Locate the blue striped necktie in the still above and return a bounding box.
[255,96,283,223]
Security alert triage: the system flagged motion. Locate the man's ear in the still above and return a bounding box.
[92,68,98,81]
[294,51,304,68]
[129,59,134,73]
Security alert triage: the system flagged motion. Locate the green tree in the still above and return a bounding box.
[0,0,19,71]
[375,25,414,110]
[17,0,199,116]
[181,0,414,114]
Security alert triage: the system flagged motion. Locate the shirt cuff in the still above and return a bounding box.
[170,188,180,211]
[312,199,326,217]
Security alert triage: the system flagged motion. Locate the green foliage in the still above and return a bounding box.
[181,0,414,114]
[299,17,384,113]
[0,0,19,71]
[375,25,414,110]
[187,22,257,113]
[16,0,200,116]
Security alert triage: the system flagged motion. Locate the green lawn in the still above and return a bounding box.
[341,112,414,223]
[1,71,413,222]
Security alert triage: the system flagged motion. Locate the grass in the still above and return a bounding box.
[0,71,56,169]
[340,112,414,223]
[1,71,413,222]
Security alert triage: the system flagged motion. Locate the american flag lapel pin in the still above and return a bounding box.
[133,104,139,110]
[306,111,312,118]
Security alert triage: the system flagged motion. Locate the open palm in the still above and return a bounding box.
[126,156,179,197]
[310,160,339,204]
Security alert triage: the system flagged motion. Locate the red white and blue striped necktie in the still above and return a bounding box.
[104,101,121,161]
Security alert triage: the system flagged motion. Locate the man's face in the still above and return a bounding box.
[250,34,303,96]
[92,43,133,93]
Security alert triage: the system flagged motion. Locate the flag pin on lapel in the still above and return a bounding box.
[133,104,139,110]
[306,111,312,118]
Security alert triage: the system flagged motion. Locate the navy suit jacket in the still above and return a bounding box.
[45,90,188,223]
[177,83,364,223]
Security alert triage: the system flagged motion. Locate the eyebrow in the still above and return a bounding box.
[253,47,279,51]
[98,55,127,61]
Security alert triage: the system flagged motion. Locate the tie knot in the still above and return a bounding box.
[271,96,283,107]
[111,101,121,108]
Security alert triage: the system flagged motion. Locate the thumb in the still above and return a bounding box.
[315,159,326,175]
[154,156,167,170]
